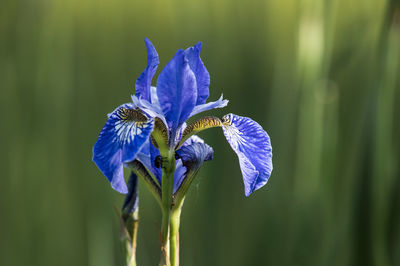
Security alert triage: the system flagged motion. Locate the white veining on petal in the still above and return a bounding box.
[114,120,150,145]
[221,113,273,196]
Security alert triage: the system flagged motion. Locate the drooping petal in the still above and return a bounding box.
[173,140,214,196]
[173,159,187,194]
[93,103,154,194]
[176,141,214,167]
[122,172,139,215]
[156,49,197,135]
[182,134,205,146]
[189,94,228,117]
[135,38,159,101]
[185,42,210,105]
[221,114,273,197]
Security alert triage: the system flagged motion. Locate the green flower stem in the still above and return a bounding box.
[159,151,176,266]
[159,207,170,266]
[169,165,203,266]
[170,199,184,266]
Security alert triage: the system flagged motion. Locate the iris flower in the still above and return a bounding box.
[93,38,273,266]
[93,38,273,199]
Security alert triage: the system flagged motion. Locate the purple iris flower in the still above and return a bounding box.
[93,38,273,197]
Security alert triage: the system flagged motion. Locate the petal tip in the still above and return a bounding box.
[195,41,203,51]
[112,181,128,194]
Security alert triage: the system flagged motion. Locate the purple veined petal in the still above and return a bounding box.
[174,140,213,194]
[189,94,229,118]
[182,135,205,146]
[185,42,210,105]
[156,49,197,135]
[93,103,154,194]
[173,159,187,194]
[176,141,214,165]
[221,113,273,197]
[135,151,151,172]
[136,140,162,184]
[135,38,159,101]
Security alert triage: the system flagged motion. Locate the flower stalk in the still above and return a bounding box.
[170,198,184,266]
[159,150,176,266]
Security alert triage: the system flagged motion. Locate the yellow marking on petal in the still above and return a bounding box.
[151,117,169,150]
[221,114,232,126]
[176,116,222,149]
[118,107,148,123]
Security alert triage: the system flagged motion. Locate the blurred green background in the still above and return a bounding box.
[1,0,399,265]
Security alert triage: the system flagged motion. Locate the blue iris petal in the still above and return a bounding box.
[182,134,205,146]
[150,86,161,108]
[156,49,197,135]
[93,103,154,194]
[174,138,213,193]
[176,140,214,165]
[185,42,210,105]
[135,38,159,102]
[173,159,187,194]
[189,94,229,117]
[221,114,273,197]
[136,141,162,184]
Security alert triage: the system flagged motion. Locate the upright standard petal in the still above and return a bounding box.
[135,38,159,101]
[185,42,210,105]
[221,114,272,197]
[93,104,154,193]
[156,49,197,135]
